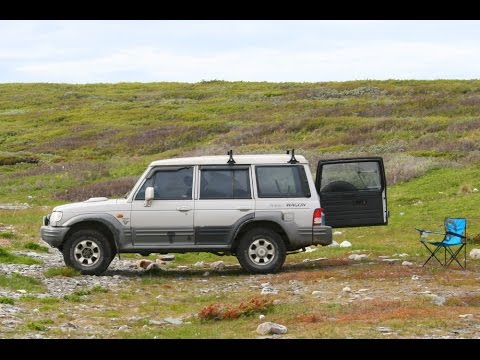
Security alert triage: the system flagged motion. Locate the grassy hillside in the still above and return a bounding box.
[1,80,480,247]
[3,80,480,339]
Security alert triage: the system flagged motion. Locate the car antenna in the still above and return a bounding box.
[288,149,298,164]
[227,149,236,165]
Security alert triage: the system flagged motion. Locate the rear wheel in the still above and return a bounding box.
[62,229,114,275]
[236,227,286,274]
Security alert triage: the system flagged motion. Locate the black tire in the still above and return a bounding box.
[62,229,114,275]
[321,180,357,192]
[236,227,286,274]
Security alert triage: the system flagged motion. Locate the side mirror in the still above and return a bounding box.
[144,187,154,207]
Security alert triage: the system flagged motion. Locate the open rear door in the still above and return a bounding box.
[315,157,388,228]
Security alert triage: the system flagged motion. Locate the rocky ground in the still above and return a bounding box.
[1,248,480,338]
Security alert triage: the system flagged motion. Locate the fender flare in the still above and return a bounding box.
[63,213,125,252]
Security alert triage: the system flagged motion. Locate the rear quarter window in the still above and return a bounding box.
[256,165,310,198]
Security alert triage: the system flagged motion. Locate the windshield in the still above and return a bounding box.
[125,167,151,199]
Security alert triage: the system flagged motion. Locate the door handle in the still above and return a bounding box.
[177,206,191,212]
[236,207,251,212]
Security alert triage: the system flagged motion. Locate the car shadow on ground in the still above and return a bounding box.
[103,257,352,279]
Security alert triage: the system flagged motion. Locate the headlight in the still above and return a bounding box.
[50,211,63,225]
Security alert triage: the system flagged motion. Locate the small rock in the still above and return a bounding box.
[261,287,278,295]
[193,261,205,268]
[469,249,480,260]
[459,314,474,319]
[272,299,281,305]
[210,261,225,271]
[256,322,288,335]
[149,319,166,326]
[305,246,317,253]
[17,289,27,294]
[328,240,339,247]
[411,275,420,281]
[202,271,210,277]
[342,286,351,293]
[164,317,183,325]
[33,308,39,313]
[118,325,130,331]
[399,212,405,216]
[348,254,368,261]
[177,265,189,270]
[312,291,323,297]
[339,241,352,248]
[155,259,166,266]
[473,188,479,192]
[402,261,413,266]
[138,260,153,269]
[376,326,393,333]
[333,231,342,235]
[398,253,409,257]
[146,262,161,271]
[382,258,401,263]
[259,314,265,320]
[62,322,78,329]
[159,254,175,261]
[429,294,446,306]
[309,257,327,262]
[357,288,369,293]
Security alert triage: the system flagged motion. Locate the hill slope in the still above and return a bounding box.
[2,81,480,338]
[2,80,480,204]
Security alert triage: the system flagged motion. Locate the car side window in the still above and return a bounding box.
[256,165,311,198]
[200,168,251,199]
[135,167,193,200]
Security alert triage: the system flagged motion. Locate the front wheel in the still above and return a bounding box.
[62,229,114,275]
[236,228,286,274]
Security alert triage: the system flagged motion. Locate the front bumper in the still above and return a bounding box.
[312,225,332,246]
[40,226,70,248]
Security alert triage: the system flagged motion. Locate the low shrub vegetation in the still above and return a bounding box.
[199,297,273,321]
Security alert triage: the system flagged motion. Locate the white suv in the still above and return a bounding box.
[41,152,387,275]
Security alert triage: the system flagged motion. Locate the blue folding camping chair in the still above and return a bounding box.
[415,217,467,269]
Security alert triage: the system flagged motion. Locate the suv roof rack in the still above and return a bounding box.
[287,149,298,164]
[227,149,236,165]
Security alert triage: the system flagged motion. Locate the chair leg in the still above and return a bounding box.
[445,244,466,270]
[422,242,445,267]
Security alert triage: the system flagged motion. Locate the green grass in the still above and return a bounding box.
[26,319,53,332]
[0,296,15,305]
[44,266,80,277]
[63,286,109,302]
[0,273,45,293]
[23,241,49,252]
[0,248,42,265]
[0,232,15,239]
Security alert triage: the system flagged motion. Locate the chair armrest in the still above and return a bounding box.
[415,228,445,235]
